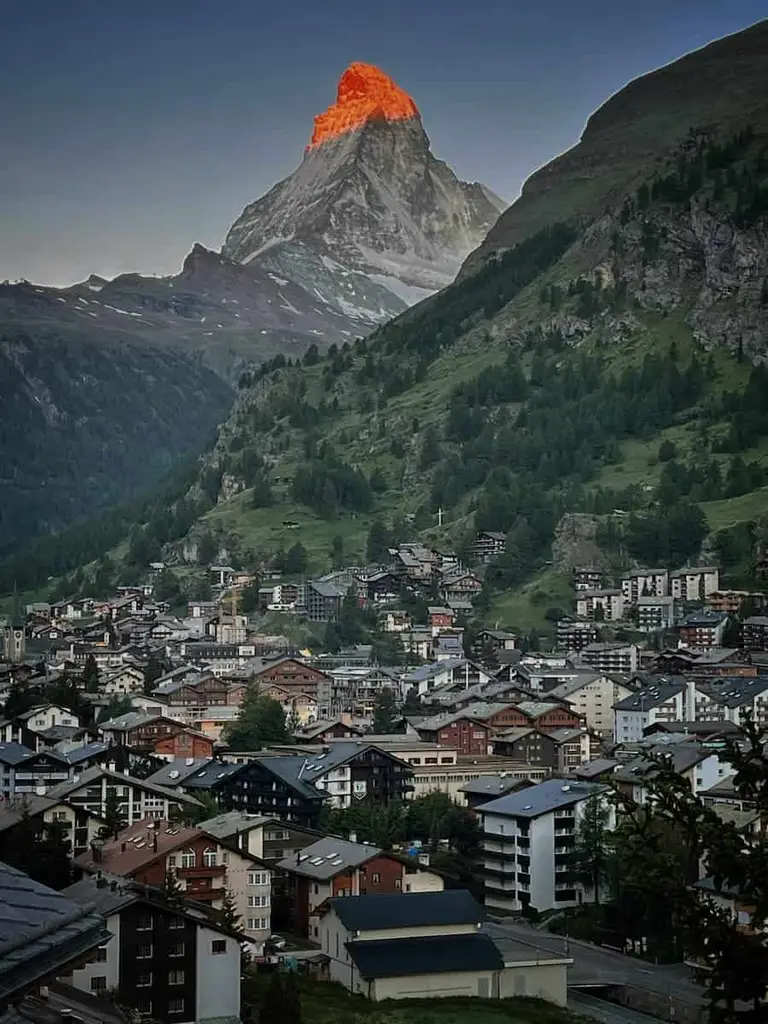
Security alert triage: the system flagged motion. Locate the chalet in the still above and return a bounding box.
[74,817,273,950]
[101,664,145,696]
[99,711,199,753]
[427,606,455,632]
[249,656,331,701]
[439,570,482,602]
[0,744,71,797]
[293,718,367,743]
[363,571,401,604]
[414,711,492,755]
[0,794,105,856]
[471,531,507,564]
[152,672,246,707]
[473,629,518,656]
[742,616,768,651]
[489,728,559,769]
[154,726,215,759]
[258,682,318,725]
[46,764,201,824]
[63,876,242,1023]
[390,544,436,584]
[277,835,444,939]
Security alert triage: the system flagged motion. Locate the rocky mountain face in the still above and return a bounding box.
[223,62,505,315]
[462,18,768,276]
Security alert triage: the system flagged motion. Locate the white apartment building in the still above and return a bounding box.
[479,779,614,913]
[580,642,639,675]
[687,678,768,729]
[575,590,625,622]
[612,682,686,743]
[548,673,635,736]
[621,569,670,603]
[670,567,720,602]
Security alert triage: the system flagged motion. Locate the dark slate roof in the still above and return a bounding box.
[613,681,685,711]
[180,761,244,790]
[332,890,484,932]
[278,837,382,880]
[347,932,503,979]
[0,743,35,766]
[62,741,110,764]
[0,861,108,1004]
[458,776,535,798]
[145,758,215,787]
[46,765,201,805]
[475,779,605,818]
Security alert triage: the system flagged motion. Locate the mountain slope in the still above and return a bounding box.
[152,22,768,598]
[0,322,232,557]
[461,17,768,276]
[223,62,505,316]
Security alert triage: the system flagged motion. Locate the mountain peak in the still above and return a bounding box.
[308,62,419,148]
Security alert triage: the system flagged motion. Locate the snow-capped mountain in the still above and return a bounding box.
[223,62,506,322]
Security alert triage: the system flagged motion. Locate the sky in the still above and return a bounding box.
[2,0,765,286]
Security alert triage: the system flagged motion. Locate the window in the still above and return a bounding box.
[169,916,185,930]
[169,970,185,985]
[136,944,153,959]
[96,945,108,962]
[137,1000,152,1015]
[167,855,177,868]
[169,943,184,957]
[247,894,269,907]
[203,847,218,868]
[371,872,381,883]
[90,976,107,993]
[136,913,153,931]
[247,871,268,885]
[272,848,284,859]
[168,997,185,1014]
[137,972,152,988]
[181,848,196,869]
[394,878,402,890]
[211,939,227,955]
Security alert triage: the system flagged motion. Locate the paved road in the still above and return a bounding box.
[569,991,669,1024]
[483,920,705,1006]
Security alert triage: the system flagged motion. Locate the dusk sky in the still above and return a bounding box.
[3,1,765,286]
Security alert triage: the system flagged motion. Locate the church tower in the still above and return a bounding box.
[2,590,26,663]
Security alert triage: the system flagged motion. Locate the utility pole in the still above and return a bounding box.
[436,507,444,528]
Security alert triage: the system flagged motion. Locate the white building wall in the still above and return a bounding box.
[372,970,496,1001]
[69,914,120,994]
[530,814,556,911]
[195,925,241,1023]
[224,849,271,951]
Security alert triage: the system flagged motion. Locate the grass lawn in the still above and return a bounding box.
[488,568,573,637]
[241,972,582,1024]
[702,486,768,531]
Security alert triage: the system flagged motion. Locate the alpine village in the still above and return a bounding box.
[1,15,768,1024]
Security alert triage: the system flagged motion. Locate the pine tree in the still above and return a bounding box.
[259,971,286,1024]
[372,688,398,734]
[81,654,100,692]
[571,792,613,905]
[99,786,126,840]
[215,888,244,936]
[163,869,184,904]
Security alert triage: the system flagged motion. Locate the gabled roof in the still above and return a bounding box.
[476,779,605,818]
[46,765,201,806]
[613,681,685,711]
[347,933,503,979]
[73,818,204,875]
[145,758,215,787]
[0,743,35,766]
[458,776,535,798]
[612,743,710,782]
[278,836,382,880]
[0,861,108,1004]
[196,810,277,840]
[99,711,162,731]
[332,889,484,932]
[179,760,244,790]
[60,741,111,765]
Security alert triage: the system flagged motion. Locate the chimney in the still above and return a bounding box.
[121,842,127,852]
[348,831,357,844]
[90,839,104,863]
[153,834,158,853]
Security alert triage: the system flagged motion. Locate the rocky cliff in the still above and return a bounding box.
[223,62,505,312]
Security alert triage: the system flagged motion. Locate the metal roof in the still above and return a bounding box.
[278,836,382,880]
[476,778,605,818]
[347,932,503,979]
[332,889,484,931]
[0,861,108,1004]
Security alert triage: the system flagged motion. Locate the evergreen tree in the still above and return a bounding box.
[282,970,303,1024]
[81,653,100,693]
[143,655,165,694]
[282,542,308,576]
[571,793,613,905]
[99,787,126,840]
[372,688,398,734]
[366,520,391,564]
[215,888,244,935]
[222,690,289,750]
[239,579,261,614]
[163,869,184,904]
[329,534,344,569]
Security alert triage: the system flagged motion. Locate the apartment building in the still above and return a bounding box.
[479,779,613,913]
[580,643,639,675]
[670,567,720,602]
[621,569,669,603]
[741,616,768,651]
[575,589,625,622]
[636,596,676,631]
[678,611,729,649]
[612,682,686,743]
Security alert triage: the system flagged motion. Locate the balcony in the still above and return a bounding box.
[178,865,226,879]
